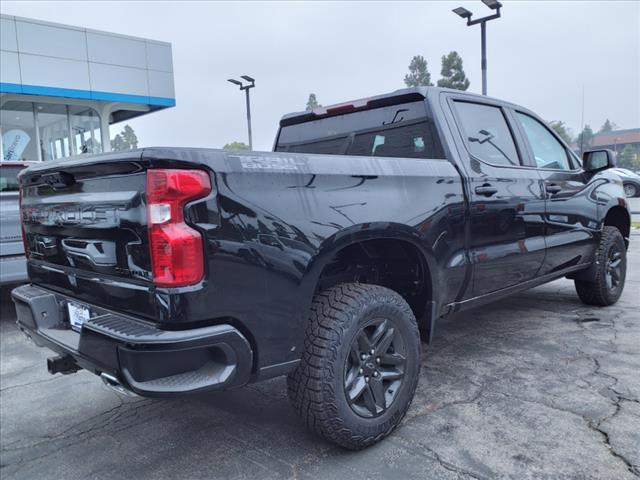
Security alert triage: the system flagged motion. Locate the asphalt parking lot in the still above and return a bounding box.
[1,233,639,480]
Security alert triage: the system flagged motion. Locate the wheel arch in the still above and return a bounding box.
[603,205,631,248]
[303,222,437,338]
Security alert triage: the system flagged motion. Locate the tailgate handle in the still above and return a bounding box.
[41,171,75,188]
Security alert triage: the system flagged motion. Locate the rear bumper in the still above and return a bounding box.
[11,284,253,396]
[0,255,27,285]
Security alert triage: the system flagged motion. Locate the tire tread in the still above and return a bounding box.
[575,226,626,306]
[287,283,420,450]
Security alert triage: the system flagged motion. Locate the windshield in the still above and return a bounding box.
[0,166,22,192]
[276,101,445,160]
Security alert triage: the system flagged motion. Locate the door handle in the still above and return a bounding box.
[475,184,498,196]
[546,184,562,194]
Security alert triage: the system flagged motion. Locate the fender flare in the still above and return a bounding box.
[299,222,439,338]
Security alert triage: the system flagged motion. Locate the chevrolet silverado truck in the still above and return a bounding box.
[12,87,631,449]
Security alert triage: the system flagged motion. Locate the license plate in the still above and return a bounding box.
[67,303,90,331]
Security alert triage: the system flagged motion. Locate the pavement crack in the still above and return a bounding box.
[421,445,488,480]
[405,380,485,422]
[0,376,60,393]
[488,389,639,477]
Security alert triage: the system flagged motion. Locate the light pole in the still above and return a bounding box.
[227,75,255,150]
[453,0,502,95]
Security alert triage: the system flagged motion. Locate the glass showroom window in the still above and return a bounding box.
[70,106,102,155]
[1,101,39,161]
[37,103,71,161]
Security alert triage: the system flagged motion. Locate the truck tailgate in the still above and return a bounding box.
[19,155,157,319]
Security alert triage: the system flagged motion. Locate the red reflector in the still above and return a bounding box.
[146,169,211,287]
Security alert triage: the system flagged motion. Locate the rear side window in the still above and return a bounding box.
[515,112,572,170]
[453,101,520,166]
[275,101,445,159]
[0,166,22,192]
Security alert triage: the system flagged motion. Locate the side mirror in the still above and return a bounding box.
[583,149,616,173]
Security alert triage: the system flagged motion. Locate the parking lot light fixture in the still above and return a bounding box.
[227,76,256,149]
[452,1,503,95]
[453,7,472,19]
[481,0,502,10]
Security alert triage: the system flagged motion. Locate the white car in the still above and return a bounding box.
[611,168,640,198]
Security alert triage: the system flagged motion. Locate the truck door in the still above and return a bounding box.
[447,97,546,297]
[511,110,599,274]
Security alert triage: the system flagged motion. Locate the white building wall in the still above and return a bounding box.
[0,14,175,106]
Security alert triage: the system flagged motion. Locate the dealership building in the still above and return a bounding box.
[0,14,175,162]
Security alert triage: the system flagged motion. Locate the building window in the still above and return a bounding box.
[1,101,38,162]
[1,101,103,161]
[70,106,102,155]
[37,103,70,161]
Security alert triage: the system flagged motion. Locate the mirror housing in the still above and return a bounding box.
[583,149,616,173]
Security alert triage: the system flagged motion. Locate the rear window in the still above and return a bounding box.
[275,101,445,159]
[0,166,22,192]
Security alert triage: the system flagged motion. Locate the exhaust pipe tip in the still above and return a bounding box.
[100,373,137,397]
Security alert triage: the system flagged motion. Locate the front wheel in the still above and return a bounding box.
[287,283,421,450]
[575,226,627,306]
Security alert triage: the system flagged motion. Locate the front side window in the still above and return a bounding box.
[453,101,520,166]
[1,101,38,162]
[0,165,22,192]
[516,112,571,170]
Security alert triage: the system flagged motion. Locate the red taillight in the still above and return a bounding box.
[18,188,29,257]
[146,169,211,287]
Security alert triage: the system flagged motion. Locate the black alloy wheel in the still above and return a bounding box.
[344,318,406,418]
[604,243,623,291]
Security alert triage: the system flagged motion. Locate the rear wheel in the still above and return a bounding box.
[287,283,421,450]
[623,183,638,198]
[575,226,626,306]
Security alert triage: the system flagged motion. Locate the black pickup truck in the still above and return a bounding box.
[12,87,631,449]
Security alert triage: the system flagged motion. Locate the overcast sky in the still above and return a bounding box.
[3,1,639,151]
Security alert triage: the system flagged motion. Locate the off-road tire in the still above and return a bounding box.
[575,226,626,306]
[287,283,421,450]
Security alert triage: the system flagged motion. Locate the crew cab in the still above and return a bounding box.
[12,87,631,449]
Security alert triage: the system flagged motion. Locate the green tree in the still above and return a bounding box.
[576,125,594,154]
[223,141,250,150]
[110,134,126,151]
[306,93,321,111]
[404,55,433,87]
[598,119,618,134]
[548,120,573,145]
[617,144,639,170]
[436,51,470,91]
[110,124,139,151]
